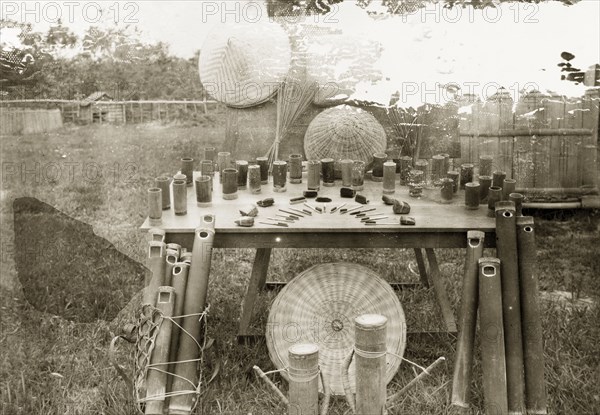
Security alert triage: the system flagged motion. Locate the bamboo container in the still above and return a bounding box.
[217,152,231,183]
[167,262,190,392]
[164,249,178,286]
[382,161,396,194]
[509,193,524,216]
[440,177,454,203]
[200,159,214,178]
[502,178,516,201]
[451,231,485,410]
[399,156,412,185]
[144,286,175,415]
[288,343,320,415]
[516,217,547,415]
[222,168,238,200]
[307,160,321,191]
[479,175,492,203]
[479,155,494,177]
[414,159,429,184]
[492,171,507,188]
[321,158,335,187]
[169,216,215,415]
[340,159,353,187]
[354,314,387,415]
[147,188,162,226]
[460,163,474,189]
[154,177,171,210]
[447,170,460,193]
[351,161,365,191]
[495,201,526,414]
[203,147,216,164]
[181,157,194,186]
[248,165,261,194]
[172,180,187,215]
[195,175,212,207]
[465,182,480,210]
[256,156,269,184]
[371,153,387,182]
[143,241,166,305]
[487,186,502,218]
[272,161,288,192]
[236,160,249,189]
[478,257,509,415]
[432,154,445,183]
[148,228,165,243]
[289,154,303,184]
[166,243,181,258]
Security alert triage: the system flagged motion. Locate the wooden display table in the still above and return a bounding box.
[141,172,496,340]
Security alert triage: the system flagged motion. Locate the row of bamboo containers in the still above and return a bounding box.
[141,215,215,415]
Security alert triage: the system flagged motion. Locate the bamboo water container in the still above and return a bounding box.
[288,343,320,415]
[144,241,166,305]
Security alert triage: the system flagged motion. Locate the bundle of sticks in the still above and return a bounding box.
[451,202,547,415]
[139,214,216,415]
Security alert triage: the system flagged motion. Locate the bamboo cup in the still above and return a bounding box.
[288,343,320,415]
[351,161,366,191]
[144,241,166,305]
[447,170,460,193]
[236,160,248,189]
[479,155,493,177]
[203,147,216,164]
[248,165,261,194]
[399,156,412,185]
[217,152,231,183]
[144,286,175,415]
[478,257,509,415]
[440,177,454,203]
[154,176,171,210]
[256,156,269,184]
[465,182,480,210]
[164,249,178,286]
[340,159,353,187]
[439,153,450,176]
[502,178,516,201]
[516,217,547,415]
[167,262,190,393]
[460,163,474,189]
[382,161,396,194]
[307,160,321,191]
[452,231,485,410]
[147,188,162,226]
[432,154,445,184]
[321,158,335,187]
[354,314,387,415]
[272,161,288,192]
[221,168,238,200]
[181,157,194,186]
[414,159,429,184]
[479,175,492,203]
[495,201,526,414]
[169,216,215,415]
[492,170,507,188]
[509,193,524,216]
[371,153,387,182]
[487,186,503,217]
[195,175,212,207]
[200,160,214,190]
[289,154,303,184]
[172,180,187,215]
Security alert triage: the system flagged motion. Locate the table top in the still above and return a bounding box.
[140,171,495,235]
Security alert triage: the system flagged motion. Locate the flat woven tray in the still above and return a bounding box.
[266,262,406,395]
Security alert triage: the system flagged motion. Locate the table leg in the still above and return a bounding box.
[413,248,430,287]
[425,248,458,333]
[238,248,272,337]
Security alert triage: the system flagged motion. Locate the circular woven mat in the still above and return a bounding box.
[266,263,406,395]
[199,21,291,108]
[304,105,387,167]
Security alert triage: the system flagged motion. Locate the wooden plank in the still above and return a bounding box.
[425,248,457,333]
[238,248,272,336]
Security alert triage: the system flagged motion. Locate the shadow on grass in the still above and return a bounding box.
[13,197,146,322]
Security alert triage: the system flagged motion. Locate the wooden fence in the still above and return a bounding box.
[0,108,63,135]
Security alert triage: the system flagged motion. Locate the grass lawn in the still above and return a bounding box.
[1,120,599,414]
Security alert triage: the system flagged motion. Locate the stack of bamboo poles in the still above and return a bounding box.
[137,215,216,415]
[451,203,547,415]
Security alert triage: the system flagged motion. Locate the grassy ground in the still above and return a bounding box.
[0,120,599,414]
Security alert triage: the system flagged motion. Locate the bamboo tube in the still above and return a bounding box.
[479,175,492,203]
[272,161,288,192]
[222,168,238,200]
[217,152,231,183]
[154,176,171,210]
[236,160,248,189]
[166,243,181,258]
[147,188,162,226]
[478,257,509,415]
[399,156,412,185]
[371,153,387,182]
[465,182,480,210]
[502,179,516,201]
[352,161,366,191]
[203,147,216,164]
[354,314,387,415]
[144,241,166,305]
[479,155,494,177]
[495,201,525,415]
[509,193,524,216]
[383,161,396,194]
[257,156,269,184]
[167,262,190,393]
[148,228,165,243]
[452,231,485,410]
[181,157,194,186]
[169,215,215,414]
[145,286,175,415]
[248,165,262,194]
[307,160,321,191]
[340,159,353,187]
[415,159,429,184]
[200,159,214,189]
[432,154,445,183]
[195,175,212,207]
[288,343,320,415]
[172,180,187,215]
[289,154,303,184]
[487,186,503,218]
[516,217,547,415]
[460,163,474,189]
[447,170,460,193]
[440,178,454,203]
[493,171,507,188]
[321,158,335,187]
[164,249,178,286]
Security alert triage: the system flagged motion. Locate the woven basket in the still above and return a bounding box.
[304,105,387,168]
[199,21,291,108]
[266,263,406,395]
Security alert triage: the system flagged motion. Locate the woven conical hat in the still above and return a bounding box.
[304,105,387,165]
[199,21,291,108]
[266,263,406,395]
